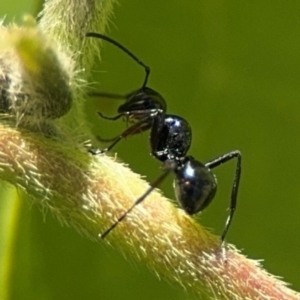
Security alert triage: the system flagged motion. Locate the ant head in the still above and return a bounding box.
[118,87,166,114]
[173,156,217,215]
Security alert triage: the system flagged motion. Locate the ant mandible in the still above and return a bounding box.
[86,32,242,243]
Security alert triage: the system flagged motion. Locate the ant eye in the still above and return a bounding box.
[86,32,242,244]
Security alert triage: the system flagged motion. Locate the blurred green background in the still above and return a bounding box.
[1,1,300,299]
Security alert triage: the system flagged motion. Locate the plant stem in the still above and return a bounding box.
[0,126,299,300]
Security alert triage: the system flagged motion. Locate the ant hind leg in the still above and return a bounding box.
[205,150,242,243]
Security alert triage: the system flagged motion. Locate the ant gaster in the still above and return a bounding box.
[86,32,242,243]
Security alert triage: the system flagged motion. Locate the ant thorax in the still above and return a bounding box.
[151,114,192,162]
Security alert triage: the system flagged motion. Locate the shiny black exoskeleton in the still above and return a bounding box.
[89,87,167,150]
[86,32,242,243]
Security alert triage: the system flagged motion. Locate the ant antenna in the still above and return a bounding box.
[86,32,151,88]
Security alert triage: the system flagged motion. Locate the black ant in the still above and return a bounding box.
[86,32,242,243]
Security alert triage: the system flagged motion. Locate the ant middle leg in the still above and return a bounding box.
[205,150,242,243]
[89,115,153,155]
[95,121,151,144]
[91,109,163,154]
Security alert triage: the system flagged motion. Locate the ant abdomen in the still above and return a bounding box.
[174,156,217,215]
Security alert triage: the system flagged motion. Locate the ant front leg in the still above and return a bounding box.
[89,114,153,155]
[88,92,126,121]
[97,112,123,121]
[205,150,242,243]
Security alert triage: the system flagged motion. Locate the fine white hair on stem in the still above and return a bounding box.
[38,0,117,72]
[0,126,300,300]
[0,22,73,130]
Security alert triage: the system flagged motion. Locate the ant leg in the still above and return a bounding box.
[90,115,152,155]
[91,110,161,154]
[88,113,123,148]
[98,112,123,121]
[100,163,173,239]
[205,150,242,243]
[96,120,151,144]
[96,134,120,143]
[98,107,162,124]
[88,92,126,121]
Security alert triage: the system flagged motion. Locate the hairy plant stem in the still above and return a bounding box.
[0,125,299,299]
